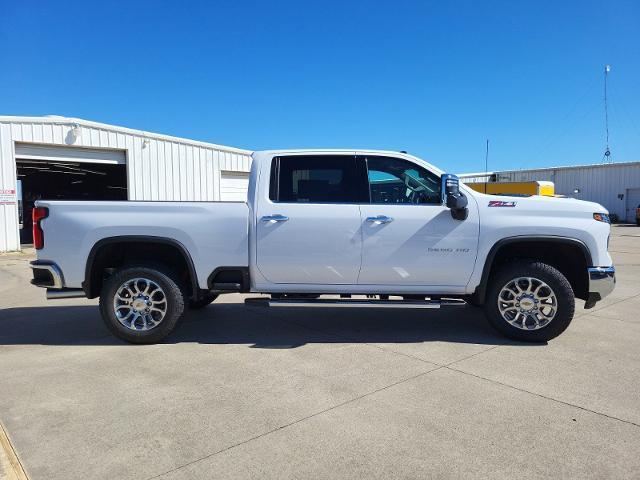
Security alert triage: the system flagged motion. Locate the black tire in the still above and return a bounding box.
[99,266,186,344]
[189,292,219,309]
[484,260,575,342]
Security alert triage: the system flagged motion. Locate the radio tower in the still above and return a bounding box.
[603,65,612,163]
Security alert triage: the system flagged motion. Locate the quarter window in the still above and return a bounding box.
[364,156,441,205]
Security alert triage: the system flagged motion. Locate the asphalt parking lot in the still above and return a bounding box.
[1,225,640,480]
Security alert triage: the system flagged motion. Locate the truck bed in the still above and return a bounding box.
[35,200,249,290]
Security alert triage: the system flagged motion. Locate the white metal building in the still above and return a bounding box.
[0,116,252,252]
[460,161,640,222]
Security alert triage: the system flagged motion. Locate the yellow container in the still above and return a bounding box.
[465,181,555,197]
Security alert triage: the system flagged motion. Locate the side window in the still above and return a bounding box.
[364,156,441,205]
[270,155,366,203]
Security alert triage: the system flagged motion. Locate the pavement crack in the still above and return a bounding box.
[145,330,503,479]
[445,366,640,429]
[144,367,440,480]
[277,316,501,369]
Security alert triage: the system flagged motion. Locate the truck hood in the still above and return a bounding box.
[472,191,609,215]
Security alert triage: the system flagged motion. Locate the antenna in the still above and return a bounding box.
[484,139,489,193]
[603,64,612,163]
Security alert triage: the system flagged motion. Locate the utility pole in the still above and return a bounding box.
[603,64,612,163]
[484,139,489,193]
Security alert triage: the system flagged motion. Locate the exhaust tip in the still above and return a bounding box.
[46,288,86,300]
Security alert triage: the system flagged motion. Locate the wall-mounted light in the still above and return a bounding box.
[142,138,150,149]
[70,123,81,142]
[573,188,581,194]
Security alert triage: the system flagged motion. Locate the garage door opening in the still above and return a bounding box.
[17,159,127,244]
[220,171,249,201]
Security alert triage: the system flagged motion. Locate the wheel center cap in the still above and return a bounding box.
[520,297,535,311]
[132,299,147,311]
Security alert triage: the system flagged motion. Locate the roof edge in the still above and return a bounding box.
[0,115,252,155]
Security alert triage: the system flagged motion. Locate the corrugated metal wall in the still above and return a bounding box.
[500,163,640,219]
[0,117,253,251]
[0,123,19,252]
[461,163,640,220]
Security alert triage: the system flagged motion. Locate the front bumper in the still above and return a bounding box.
[585,266,615,308]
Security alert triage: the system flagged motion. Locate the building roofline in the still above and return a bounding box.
[461,161,640,177]
[0,115,253,155]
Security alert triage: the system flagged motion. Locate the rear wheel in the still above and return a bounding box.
[484,260,575,342]
[99,266,185,344]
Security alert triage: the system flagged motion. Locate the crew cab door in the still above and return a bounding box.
[357,155,479,287]
[255,155,367,284]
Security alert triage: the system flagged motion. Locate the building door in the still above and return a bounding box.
[15,144,127,244]
[626,188,640,223]
[220,171,249,201]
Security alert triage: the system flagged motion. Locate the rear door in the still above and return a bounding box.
[358,155,479,287]
[255,155,367,284]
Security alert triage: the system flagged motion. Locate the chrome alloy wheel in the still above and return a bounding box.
[113,278,167,331]
[497,277,557,330]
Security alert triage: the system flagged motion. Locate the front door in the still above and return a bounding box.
[358,155,479,287]
[255,155,367,284]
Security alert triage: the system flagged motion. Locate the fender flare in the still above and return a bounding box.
[471,235,592,305]
[83,235,200,299]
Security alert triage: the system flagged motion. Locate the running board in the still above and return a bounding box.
[245,298,466,309]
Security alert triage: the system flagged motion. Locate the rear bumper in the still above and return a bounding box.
[585,266,615,308]
[30,261,64,289]
[30,261,86,299]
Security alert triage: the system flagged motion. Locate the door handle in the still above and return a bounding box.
[261,214,289,222]
[366,215,394,224]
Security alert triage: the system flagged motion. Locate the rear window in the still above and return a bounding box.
[269,155,366,203]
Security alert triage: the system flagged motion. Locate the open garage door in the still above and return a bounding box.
[16,147,127,244]
[220,171,249,201]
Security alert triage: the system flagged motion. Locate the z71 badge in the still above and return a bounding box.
[488,200,517,207]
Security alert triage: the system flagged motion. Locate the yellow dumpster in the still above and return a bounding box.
[465,181,554,197]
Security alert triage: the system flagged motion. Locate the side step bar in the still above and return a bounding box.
[245,297,466,309]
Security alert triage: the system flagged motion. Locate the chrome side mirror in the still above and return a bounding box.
[441,174,468,220]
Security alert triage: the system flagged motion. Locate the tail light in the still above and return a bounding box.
[32,207,48,250]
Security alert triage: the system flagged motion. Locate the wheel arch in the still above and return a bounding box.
[83,236,200,300]
[472,236,592,305]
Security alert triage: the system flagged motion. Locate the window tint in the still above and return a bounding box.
[270,156,366,203]
[364,156,441,205]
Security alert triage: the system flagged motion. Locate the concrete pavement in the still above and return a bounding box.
[1,225,640,479]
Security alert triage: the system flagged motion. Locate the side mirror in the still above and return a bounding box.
[441,174,468,220]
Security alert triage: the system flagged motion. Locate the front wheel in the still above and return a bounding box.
[484,260,575,342]
[99,266,186,344]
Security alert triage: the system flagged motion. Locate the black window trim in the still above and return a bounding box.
[267,154,443,206]
[268,154,369,205]
[360,154,443,207]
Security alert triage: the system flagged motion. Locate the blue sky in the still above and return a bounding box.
[1,0,638,173]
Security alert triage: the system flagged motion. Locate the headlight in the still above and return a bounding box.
[593,213,610,223]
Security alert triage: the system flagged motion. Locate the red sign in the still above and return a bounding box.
[0,189,17,205]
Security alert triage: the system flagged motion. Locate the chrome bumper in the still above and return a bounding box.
[588,266,616,300]
[30,261,86,299]
[30,261,64,289]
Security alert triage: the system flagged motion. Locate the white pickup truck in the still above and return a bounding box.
[30,150,615,344]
